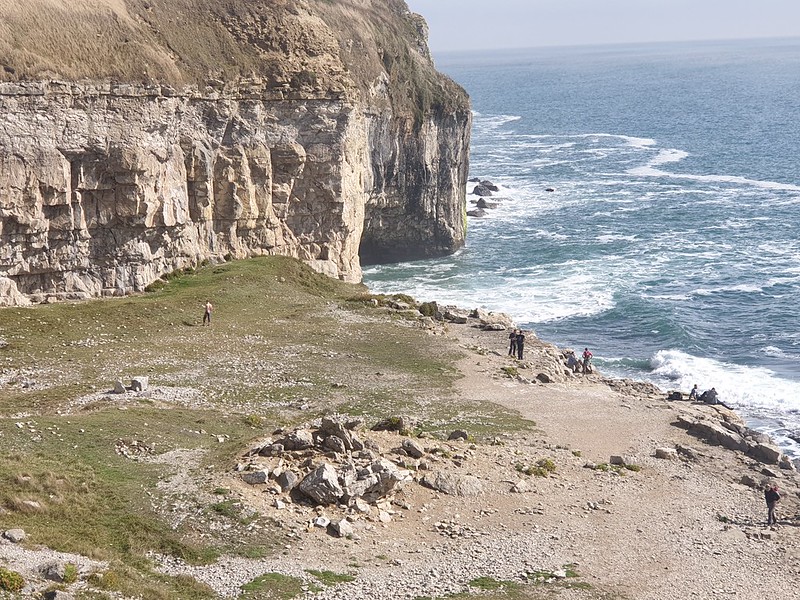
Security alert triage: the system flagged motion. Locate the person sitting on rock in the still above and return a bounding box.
[566,351,580,373]
[688,384,699,401]
[701,387,719,405]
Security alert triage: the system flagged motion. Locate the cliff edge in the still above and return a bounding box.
[0,0,470,305]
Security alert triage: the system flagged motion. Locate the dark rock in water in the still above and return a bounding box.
[466,209,486,218]
[545,187,555,192]
[480,180,500,191]
[468,177,481,182]
[476,198,499,209]
[472,184,493,196]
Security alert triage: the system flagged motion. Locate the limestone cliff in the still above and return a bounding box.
[0,0,470,305]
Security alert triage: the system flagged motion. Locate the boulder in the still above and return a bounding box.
[283,429,315,451]
[401,438,425,459]
[3,528,26,543]
[298,464,344,505]
[536,373,552,384]
[323,435,347,454]
[39,560,66,582]
[472,184,493,196]
[276,470,300,492]
[511,480,530,493]
[747,442,783,465]
[655,448,678,460]
[687,420,748,452]
[475,198,499,209]
[112,379,126,394]
[420,472,483,497]
[43,592,74,600]
[466,208,486,218]
[320,416,355,451]
[447,430,469,441]
[480,180,500,191]
[442,309,468,324]
[130,376,149,392]
[329,518,354,538]
[241,469,269,485]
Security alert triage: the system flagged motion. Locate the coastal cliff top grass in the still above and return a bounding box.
[0,0,468,118]
[0,256,531,596]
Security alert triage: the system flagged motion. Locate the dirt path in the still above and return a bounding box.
[448,325,800,600]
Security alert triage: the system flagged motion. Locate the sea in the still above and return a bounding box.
[363,37,800,458]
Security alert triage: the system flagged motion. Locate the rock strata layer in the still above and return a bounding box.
[0,0,470,305]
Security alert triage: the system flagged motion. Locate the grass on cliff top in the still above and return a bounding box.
[0,256,533,597]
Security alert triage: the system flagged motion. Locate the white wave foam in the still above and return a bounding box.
[649,349,800,416]
[649,148,690,166]
[628,165,800,192]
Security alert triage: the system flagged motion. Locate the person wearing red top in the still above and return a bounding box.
[582,348,593,374]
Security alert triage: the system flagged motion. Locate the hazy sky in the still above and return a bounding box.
[404,0,800,52]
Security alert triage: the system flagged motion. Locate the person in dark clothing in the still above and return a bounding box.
[688,384,699,401]
[515,330,525,360]
[765,484,780,525]
[508,329,517,356]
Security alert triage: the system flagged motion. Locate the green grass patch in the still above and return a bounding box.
[239,572,308,599]
[305,569,355,586]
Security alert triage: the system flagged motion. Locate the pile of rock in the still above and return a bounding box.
[240,416,414,515]
[237,416,487,538]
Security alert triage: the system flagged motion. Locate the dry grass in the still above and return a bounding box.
[0,0,466,122]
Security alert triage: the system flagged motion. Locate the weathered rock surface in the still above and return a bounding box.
[420,471,483,497]
[0,1,470,305]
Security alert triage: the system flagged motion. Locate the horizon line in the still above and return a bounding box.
[429,33,800,56]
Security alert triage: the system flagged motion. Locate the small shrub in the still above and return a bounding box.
[243,414,263,428]
[501,366,519,378]
[210,500,239,519]
[571,450,582,457]
[0,567,25,592]
[624,464,641,472]
[212,487,231,496]
[537,458,556,473]
[418,301,438,317]
[63,562,79,584]
[88,570,121,591]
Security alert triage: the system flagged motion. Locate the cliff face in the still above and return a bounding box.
[0,0,470,305]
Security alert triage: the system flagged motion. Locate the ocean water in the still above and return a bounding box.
[363,38,800,457]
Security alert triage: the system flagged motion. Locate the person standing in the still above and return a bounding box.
[516,329,526,360]
[203,300,213,326]
[582,347,593,373]
[508,329,517,356]
[765,484,780,526]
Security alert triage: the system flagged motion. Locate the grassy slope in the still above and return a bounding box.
[0,257,534,597]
